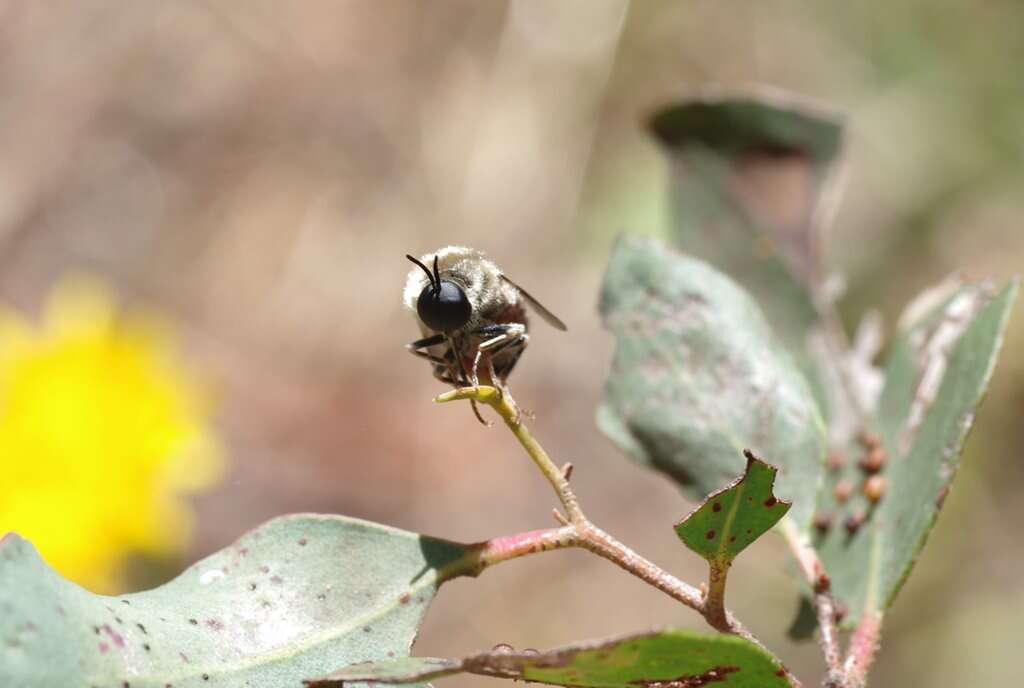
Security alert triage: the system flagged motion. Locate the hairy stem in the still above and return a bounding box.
[469,527,577,572]
[779,519,846,688]
[844,611,882,688]
[703,563,731,632]
[437,386,801,688]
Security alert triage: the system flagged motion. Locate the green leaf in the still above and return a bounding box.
[648,88,844,358]
[675,451,791,567]
[308,628,789,687]
[785,596,818,642]
[814,279,1018,627]
[597,235,826,528]
[0,514,473,687]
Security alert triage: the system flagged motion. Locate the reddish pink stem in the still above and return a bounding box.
[844,611,882,686]
[467,527,577,573]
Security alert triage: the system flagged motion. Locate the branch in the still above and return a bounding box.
[437,386,583,522]
[779,520,845,688]
[843,611,882,688]
[437,386,801,688]
[703,562,731,631]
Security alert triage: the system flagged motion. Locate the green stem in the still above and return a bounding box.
[437,386,583,523]
[703,562,730,631]
[779,519,846,687]
[436,385,802,688]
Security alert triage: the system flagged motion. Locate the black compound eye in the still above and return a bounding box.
[417,280,472,332]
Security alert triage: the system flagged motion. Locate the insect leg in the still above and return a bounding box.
[447,333,489,426]
[406,333,449,365]
[486,331,529,383]
[484,332,528,357]
[470,323,527,390]
[409,332,486,424]
[473,323,527,340]
[407,333,447,349]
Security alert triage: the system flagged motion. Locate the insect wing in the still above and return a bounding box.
[499,274,567,331]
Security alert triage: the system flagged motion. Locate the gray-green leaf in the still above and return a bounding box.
[597,235,826,528]
[649,88,844,355]
[814,279,1018,626]
[308,628,788,687]
[0,514,473,687]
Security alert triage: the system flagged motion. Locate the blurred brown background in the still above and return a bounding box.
[2,1,1022,685]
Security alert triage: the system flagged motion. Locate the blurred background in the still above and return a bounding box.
[1,1,1022,685]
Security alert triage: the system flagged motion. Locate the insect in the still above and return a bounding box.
[403,246,566,423]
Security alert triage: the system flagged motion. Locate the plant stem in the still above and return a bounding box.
[844,611,882,688]
[703,562,730,632]
[437,386,802,688]
[779,519,846,688]
[470,527,577,570]
[439,386,583,522]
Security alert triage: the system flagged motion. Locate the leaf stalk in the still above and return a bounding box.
[436,385,802,688]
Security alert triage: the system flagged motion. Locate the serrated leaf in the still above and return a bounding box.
[597,235,826,528]
[649,87,844,356]
[0,514,474,688]
[814,279,1018,627]
[675,451,791,567]
[308,628,788,688]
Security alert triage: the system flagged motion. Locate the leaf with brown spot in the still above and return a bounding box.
[0,515,474,687]
[597,235,826,529]
[307,628,787,687]
[675,451,791,569]
[814,279,1018,627]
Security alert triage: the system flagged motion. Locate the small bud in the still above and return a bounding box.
[826,451,845,472]
[834,599,849,623]
[863,475,887,503]
[833,479,854,504]
[813,510,834,534]
[491,643,515,654]
[522,648,539,656]
[858,446,887,473]
[844,510,867,534]
[858,430,881,449]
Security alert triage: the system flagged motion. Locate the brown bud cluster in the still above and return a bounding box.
[827,450,845,472]
[813,510,835,534]
[863,475,887,503]
[833,479,854,504]
[859,446,887,473]
[844,510,867,534]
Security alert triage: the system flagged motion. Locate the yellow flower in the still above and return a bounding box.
[0,277,222,593]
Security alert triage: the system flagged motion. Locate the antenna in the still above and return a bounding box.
[405,254,436,289]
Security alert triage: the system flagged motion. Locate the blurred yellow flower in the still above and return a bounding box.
[0,278,222,593]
